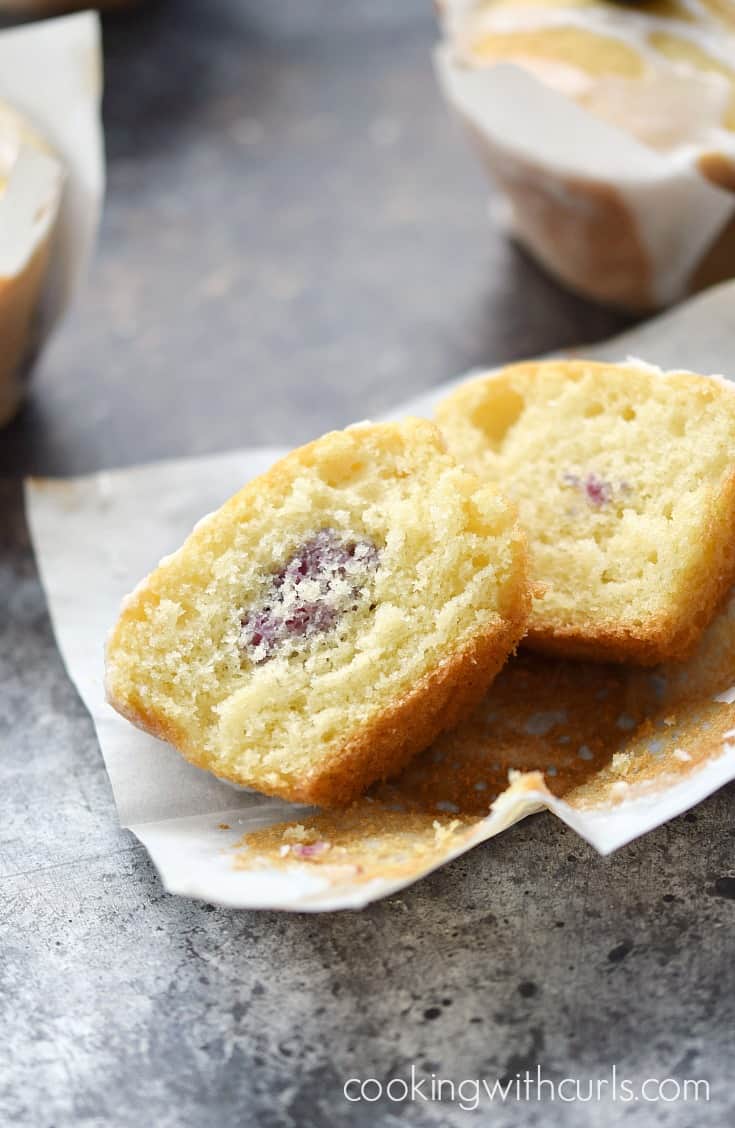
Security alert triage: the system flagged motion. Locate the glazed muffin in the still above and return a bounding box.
[443,0,735,156]
[106,419,530,807]
[437,1,735,310]
[0,99,62,427]
[436,359,735,665]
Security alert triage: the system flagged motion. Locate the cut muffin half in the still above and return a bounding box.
[106,419,529,806]
[436,359,735,664]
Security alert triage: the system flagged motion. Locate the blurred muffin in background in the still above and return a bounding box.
[0,99,62,427]
[444,0,735,172]
[438,0,735,309]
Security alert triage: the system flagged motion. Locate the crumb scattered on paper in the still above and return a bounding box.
[235,806,476,884]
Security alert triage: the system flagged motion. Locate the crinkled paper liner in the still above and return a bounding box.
[0,2,129,14]
[26,281,735,910]
[434,33,735,311]
[0,12,104,423]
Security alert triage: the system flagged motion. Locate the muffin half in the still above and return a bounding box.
[106,419,529,806]
[436,359,735,664]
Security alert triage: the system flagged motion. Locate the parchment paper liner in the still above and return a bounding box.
[434,10,735,311]
[0,2,130,14]
[0,12,103,425]
[25,281,735,911]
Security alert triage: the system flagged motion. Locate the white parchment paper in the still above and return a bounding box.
[26,281,735,910]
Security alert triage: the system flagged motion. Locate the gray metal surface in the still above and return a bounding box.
[2,2,733,1125]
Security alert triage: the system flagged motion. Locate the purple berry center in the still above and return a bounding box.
[561,470,629,510]
[583,474,611,508]
[240,528,380,662]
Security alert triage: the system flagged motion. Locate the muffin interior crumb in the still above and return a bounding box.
[239,528,380,663]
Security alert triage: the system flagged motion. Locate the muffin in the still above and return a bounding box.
[444,1,735,156]
[436,359,735,664]
[0,98,62,427]
[105,419,530,807]
[437,0,735,309]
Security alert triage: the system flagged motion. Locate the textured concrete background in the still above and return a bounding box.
[1,2,734,1125]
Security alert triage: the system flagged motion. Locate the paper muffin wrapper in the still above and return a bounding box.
[23,279,735,911]
[0,1,131,13]
[0,11,104,425]
[434,51,735,312]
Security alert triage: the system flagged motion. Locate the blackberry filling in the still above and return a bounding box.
[240,528,380,663]
[561,471,631,510]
